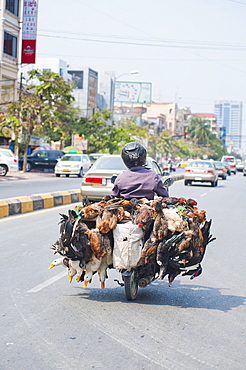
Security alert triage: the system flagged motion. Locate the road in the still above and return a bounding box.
[0,168,184,199]
[1,174,246,369]
[0,171,83,199]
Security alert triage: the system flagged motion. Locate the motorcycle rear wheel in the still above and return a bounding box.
[124,270,138,301]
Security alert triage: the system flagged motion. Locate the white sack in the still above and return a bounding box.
[113,222,144,270]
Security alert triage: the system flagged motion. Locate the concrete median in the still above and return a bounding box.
[0,189,82,218]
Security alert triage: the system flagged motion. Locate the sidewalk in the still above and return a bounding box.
[0,170,55,181]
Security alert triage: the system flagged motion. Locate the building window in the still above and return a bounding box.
[5,0,19,16]
[1,79,15,102]
[4,31,17,58]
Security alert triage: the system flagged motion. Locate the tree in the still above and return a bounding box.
[0,112,22,156]
[76,111,148,154]
[148,130,190,159]
[1,69,75,171]
[187,117,212,146]
[187,117,226,159]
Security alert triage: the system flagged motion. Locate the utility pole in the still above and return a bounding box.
[15,72,24,158]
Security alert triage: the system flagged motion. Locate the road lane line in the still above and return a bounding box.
[200,192,207,197]
[27,270,67,293]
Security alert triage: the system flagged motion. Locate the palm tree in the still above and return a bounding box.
[188,117,212,146]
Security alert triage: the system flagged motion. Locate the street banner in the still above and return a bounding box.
[21,1,39,64]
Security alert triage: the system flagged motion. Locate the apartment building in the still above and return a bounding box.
[0,0,21,104]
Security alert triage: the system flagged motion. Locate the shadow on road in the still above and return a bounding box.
[69,279,245,312]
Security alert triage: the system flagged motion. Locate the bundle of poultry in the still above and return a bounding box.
[50,195,215,288]
[50,208,114,288]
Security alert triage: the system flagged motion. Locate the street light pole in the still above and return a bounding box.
[112,70,139,122]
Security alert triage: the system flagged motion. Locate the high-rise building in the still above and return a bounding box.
[214,101,243,152]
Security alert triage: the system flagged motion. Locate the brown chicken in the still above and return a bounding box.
[96,209,118,233]
[152,200,169,241]
[82,204,103,219]
[85,228,107,259]
[132,205,153,231]
[141,232,158,264]
[193,210,206,224]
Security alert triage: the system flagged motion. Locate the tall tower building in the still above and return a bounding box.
[214,101,243,152]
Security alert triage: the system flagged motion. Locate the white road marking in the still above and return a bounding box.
[27,270,67,293]
[200,192,207,197]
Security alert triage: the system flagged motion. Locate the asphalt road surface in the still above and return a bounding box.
[0,168,184,200]
[1,174,246,369]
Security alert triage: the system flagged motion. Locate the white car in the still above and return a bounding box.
[0,148,19,176]
[55,154,91,177]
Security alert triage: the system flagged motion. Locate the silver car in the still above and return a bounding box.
[184,160,218,187]
[81,154,167,201]
[213,161,227,180]
[55,154,91,177]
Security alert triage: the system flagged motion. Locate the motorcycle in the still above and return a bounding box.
[119,177,174,301]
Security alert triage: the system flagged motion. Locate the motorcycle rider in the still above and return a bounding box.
[167,158,172,173]
[110,141,169,200]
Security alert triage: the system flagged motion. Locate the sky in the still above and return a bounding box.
[28,0,246,148]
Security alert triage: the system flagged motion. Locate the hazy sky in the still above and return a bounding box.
[33,0,246,144]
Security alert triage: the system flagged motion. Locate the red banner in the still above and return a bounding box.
[21,39,36,64]
[21,1,38,64]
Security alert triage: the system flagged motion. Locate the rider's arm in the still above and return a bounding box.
[154,175,169,198]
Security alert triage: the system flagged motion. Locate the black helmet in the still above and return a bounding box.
[121,142,147,168]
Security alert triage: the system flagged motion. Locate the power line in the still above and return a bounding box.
[37,32,246,51]
[38,28,246,50]
[37,52,246,62]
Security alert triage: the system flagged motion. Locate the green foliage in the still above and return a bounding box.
[148,130,191,159]
[76,111,148,154]
[187,117,213,145]
[0,69,76,170]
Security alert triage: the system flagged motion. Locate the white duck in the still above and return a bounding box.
[83,244,113,289]
[48,257,82,283]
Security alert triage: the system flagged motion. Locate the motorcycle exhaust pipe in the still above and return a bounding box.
[138,276,154,288]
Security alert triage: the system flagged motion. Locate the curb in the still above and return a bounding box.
[0,189,82,218]
[0,174,184,219]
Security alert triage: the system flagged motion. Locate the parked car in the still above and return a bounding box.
[184,160,218,187]
[55,154,91,177]
[0,148,19,176]
[19,149,64,172]
[221,155,236,174]
[213,161,227,180]
[81,154,167,202]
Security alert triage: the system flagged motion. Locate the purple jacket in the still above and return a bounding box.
[111,166,169,200]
